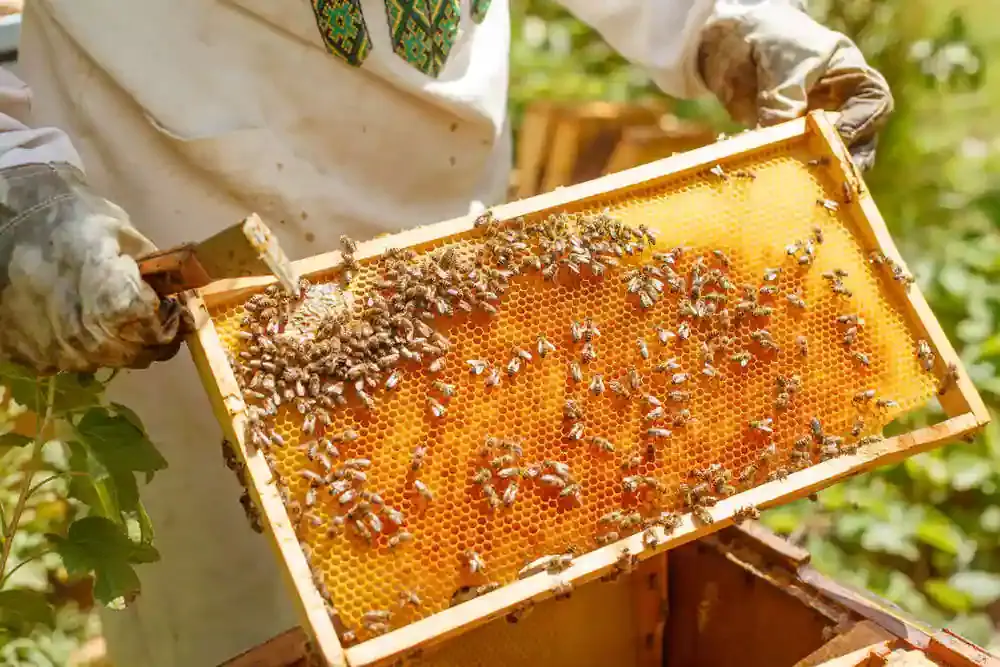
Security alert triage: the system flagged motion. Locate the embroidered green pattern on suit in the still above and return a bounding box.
[310,0,372,67]
[383,0,460,78]
[470,0,491,24]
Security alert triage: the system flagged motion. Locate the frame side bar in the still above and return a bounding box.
[184,294,348,667]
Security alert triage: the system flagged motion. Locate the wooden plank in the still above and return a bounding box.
[183,294,347,667]
[632,553,667,667]
[927,629,1000,667]
[539,115,583,193]
[189,111,989,667]
[218,627,309,667]
[794,622,898,667]
[811,642,896,667]
[513,103,556,200]
[735,521,812,569]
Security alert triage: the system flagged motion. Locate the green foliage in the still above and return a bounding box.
[510,0,1000,650]
[0,364,166,658]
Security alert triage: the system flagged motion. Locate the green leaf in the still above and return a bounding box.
[109,468,139,514]
[924,579,972,613]
[110,402,147,432]
[48,517,145,606]
[0,365,103,414]
[948,571,1000,606]
[0,589,54,630]
[65,442,105,514]
[0,432,32,448]
[92,558,141,607]
[76,407,166,474]
[917,512,969,555]
[127,542,160,565]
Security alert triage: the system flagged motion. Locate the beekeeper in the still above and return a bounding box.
[2,0,891,664]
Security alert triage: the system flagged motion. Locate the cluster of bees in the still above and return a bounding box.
[222,167,960,641]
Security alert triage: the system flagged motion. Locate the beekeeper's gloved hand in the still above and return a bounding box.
[0,163,182,373]
[698,3,892,171]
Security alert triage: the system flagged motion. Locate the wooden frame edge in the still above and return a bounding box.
[184,294,347,667]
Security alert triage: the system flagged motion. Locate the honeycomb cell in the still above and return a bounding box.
[208,146,939,642]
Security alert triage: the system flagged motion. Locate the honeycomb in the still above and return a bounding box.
[208,141,939,642]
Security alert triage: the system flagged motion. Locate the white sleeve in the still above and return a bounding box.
[552,0,806,100]
[0,67,83,170]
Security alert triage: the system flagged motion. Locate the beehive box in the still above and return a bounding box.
[185,112,988,667]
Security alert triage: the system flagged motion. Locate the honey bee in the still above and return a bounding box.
[818,198,839,212]
[758,443,777,463]
[693,506,714,525]
[794,436,811,451]
[858,435,883,446]
[636,338,650,360]
[656,327,676,345]
[506,356,522,376]
[589,374,605,395]
[749,418,774,434]
[628,366,642,390]
[759,285,778,296]
[645,407,665,422]
[677,323,691,340]
[709,164,728,180]
[732,505,760,524]
[596,532,620,545]
[851,417,865,437]
[876,398,899,409]
[938,363,959,395]
[852,351,871,367]
[643,529,660,549]
[464,550,486,574]
[916,339,934,370]
[485,367,502,388]
[738,464,758,485]
[339,235,358,254]
[428,397,447,418]
[668,391,691,403]
[766,467,789,482]
[383,507,405,527]
[581,342,597,363]
[590,437,615,453]
[560,483,582,502]
[608,380,631,398]
[413,480,433,501]
[467,359,488,375]
[503,481,519,506]
[564,399,584,421]
[433,380,456,398]
[568,423,586,441]
[670,373,689,385]
[570,320,585,343]
[655,358,681,373]
[399,590,421,608]
[730,351,752,368]
[786,293,806,309]
[344,458,371,469]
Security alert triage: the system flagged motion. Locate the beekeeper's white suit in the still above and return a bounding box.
[0,0,891,664]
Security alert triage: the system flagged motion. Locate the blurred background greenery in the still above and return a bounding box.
[513,0,1000,652]
[5,0,1000,663]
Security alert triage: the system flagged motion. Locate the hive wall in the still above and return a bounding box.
[209,138,939,644]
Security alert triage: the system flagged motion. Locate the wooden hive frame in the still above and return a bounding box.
[183,112,990,667]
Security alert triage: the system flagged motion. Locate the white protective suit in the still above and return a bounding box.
[1,0,890,664]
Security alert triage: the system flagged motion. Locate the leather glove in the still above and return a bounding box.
[0,163,181,373]
[697,3,893,171]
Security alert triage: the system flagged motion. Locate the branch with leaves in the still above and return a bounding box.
[0,362,165,642]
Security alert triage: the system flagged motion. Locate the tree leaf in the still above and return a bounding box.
[109,468,139,514]
[65,442,106,514]
[948,571,1000,606]
[924,579,972,613]
[92,558,141,607]
[110,402,147,432]
[0,433,32,448]
[0,365,104,414]
[0,589,54,630]
[76,407,166,474]
[917,512,968,555]
[127,542,161,565]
